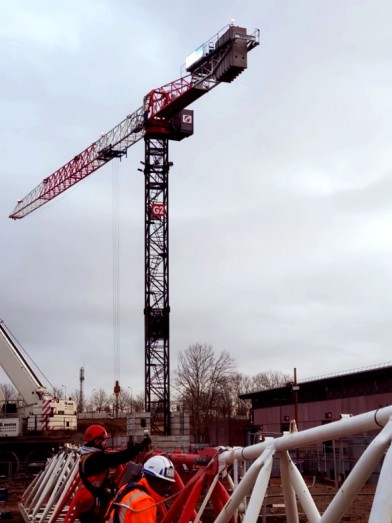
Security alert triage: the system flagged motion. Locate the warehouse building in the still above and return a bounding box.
[239,363,392,480]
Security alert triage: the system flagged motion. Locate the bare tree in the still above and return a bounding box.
[81,388,144,414]
[0,383,18,402]
[229,370,291,418]
[69,389,82,411]
[250,370,291,391]
[114,389,131,414]
[174,343,237,443]
[132,392,145,413]
[52,386,63,400]
[230,373,252,417]
[91,388,111,413]
[112,389,145,415]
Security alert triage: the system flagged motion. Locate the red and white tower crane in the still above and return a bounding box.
[9,24,259,435]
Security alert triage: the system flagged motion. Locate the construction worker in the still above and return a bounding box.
[106,455,176,523]
[74,424,152,523]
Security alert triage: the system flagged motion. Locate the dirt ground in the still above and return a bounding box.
[264,480,376,522]
[2,477,377,522]
[0,475,30,522]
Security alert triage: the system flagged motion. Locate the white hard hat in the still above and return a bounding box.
[142,455,175,482]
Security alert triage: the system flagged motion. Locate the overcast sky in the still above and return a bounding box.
[1,1,392,401]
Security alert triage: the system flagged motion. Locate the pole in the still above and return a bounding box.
[293,368,298,425]
[293,368,299,462]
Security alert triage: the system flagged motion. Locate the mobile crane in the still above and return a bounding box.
[0,320,77,471]
[9,24,259,435]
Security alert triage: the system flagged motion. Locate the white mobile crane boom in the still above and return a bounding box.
[0,319,77,436]
[0,320,51,403]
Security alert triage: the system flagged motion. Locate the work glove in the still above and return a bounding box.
[127,435,152,455]
[140,435,152,452]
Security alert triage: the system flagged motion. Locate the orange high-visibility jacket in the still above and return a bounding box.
[106,477,164,523]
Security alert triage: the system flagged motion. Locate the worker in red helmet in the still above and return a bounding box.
[106,455,176,523]
[74,424,151,523]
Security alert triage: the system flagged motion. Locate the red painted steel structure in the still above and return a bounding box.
[44,448,227,523]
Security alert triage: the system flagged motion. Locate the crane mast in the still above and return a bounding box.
[9,24,260,435]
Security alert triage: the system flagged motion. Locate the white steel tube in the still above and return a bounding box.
[48,453,80,523]
[233,459,239,523]
[285,454,320,523]
[22,466,46,507]
[31,451,66,516]
[280,451,299,523]
[225,472,246,519]
[242,447,274,523]
[193,473,219,523]
[40,450,78,521]
[369,437,392,523]
[215,446,275,523]
[31,450,73,520]
[320,419,392,523]
[220,406,392,466]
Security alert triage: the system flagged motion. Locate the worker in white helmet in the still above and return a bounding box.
[105,455,176,523]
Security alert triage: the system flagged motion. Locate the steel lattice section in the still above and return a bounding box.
[144,137,170,435]
[10,107,145,219]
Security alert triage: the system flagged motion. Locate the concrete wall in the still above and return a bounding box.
[126,411,191,451]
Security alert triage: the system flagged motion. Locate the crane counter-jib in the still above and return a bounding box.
[145,26,260,120]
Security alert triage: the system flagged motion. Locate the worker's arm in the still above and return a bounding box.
[84,437,152,474]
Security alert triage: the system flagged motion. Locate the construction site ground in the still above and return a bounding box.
[2,476,377,522]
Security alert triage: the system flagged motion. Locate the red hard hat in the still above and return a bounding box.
[84,424,109,443]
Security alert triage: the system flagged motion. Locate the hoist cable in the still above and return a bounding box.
[112,162,120,382]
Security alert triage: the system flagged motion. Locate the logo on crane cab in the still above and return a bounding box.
[182,113,192,125]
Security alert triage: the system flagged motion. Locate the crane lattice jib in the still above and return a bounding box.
[9,107,145,219]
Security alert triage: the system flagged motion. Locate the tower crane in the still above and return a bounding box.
[9,23,260,435]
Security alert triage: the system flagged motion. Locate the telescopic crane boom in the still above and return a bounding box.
[9,24,259,434]
[0,319,77,435]
[0,320,50,403]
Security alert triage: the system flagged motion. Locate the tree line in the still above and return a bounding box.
[1,343,290,442]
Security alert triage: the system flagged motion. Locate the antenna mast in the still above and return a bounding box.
[79,367,85,413]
